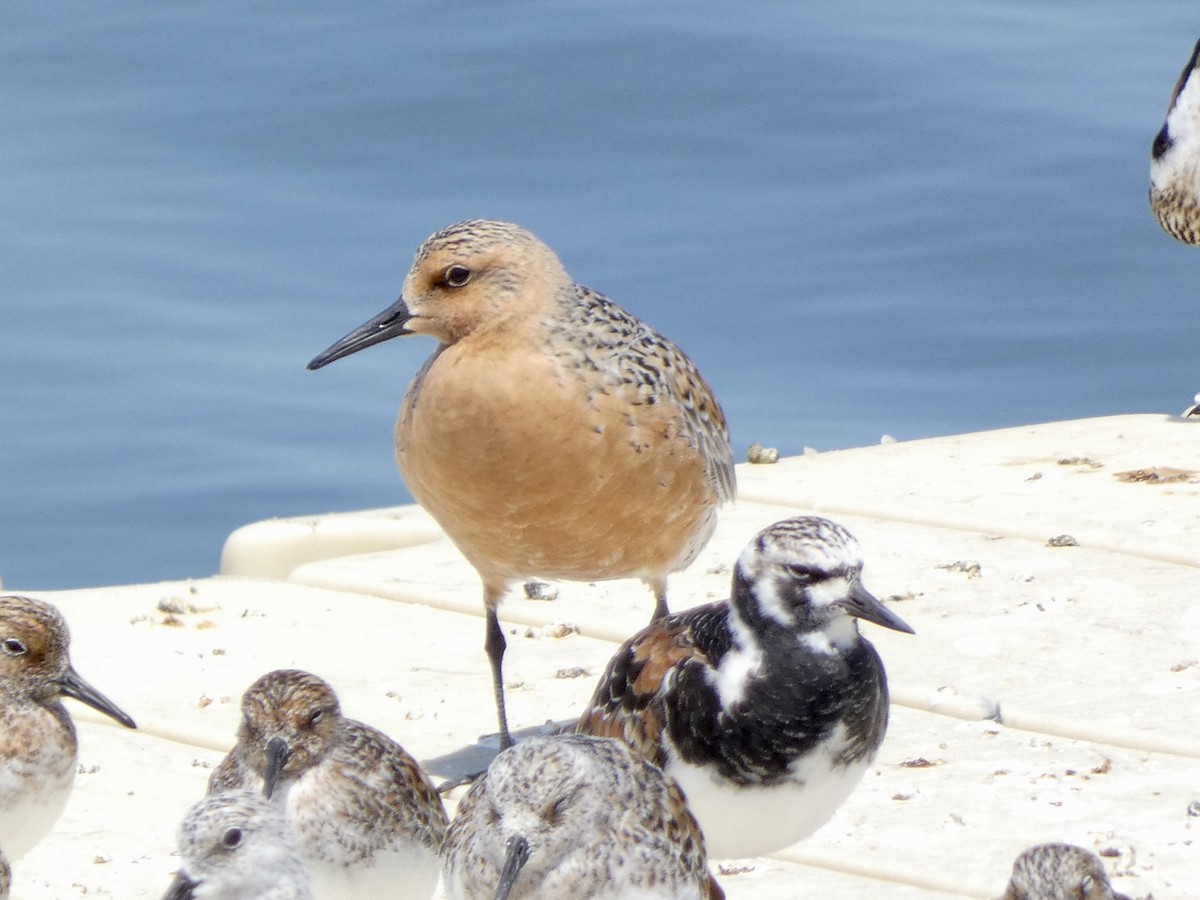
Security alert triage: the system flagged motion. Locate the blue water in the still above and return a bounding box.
[2,1,1196,590]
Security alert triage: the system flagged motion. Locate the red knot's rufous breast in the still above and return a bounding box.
[163,789,314,900]
[1000,843,1131,900]
[577,516,914,859]
[442,733,724,900]
[1151,37,1200,244]
[0,595,136,875]
[308,219,735,748]
[208,669,447,900]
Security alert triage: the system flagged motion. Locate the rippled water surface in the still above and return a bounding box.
[2,1,1196,589]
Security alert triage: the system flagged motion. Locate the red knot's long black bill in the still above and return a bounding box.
[307,296,414,370]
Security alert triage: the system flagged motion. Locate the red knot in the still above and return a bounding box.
[208,669,448,900]
[308,219,735,747]
[577,516,914,858]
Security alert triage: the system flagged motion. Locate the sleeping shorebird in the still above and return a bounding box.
[208,669,448,900]
[307,219,735,748]
[577,516,913,859]
[1151,37,1200,244]
[163,790,314,900]
[1000,843,1130,900]
[442,734,724,900]
[0,595,137,869]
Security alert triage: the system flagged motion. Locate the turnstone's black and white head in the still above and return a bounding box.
[1151,37,1200,245]
[731,516,913,643]
[578,516,913,858]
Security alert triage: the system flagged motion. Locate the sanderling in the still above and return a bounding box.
[163,789,313,900]
[1151,37,1200,244]
[0,594,136,866]
[208,669,447,900]
[307,219,735,748]
[578,516,914,858]
[442,733,724,899]
[1000,843,1131,900]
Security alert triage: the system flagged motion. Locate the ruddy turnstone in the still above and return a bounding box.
[577,516,913,858]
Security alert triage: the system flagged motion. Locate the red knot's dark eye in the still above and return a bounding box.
[443,265,472,288]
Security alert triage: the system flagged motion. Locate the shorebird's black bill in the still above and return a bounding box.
[307,296,414,370]
[494,834,531,900]
[841,582,915,634]
[161,870,199,900]
[59,666,137,729]
[263,735,291,800]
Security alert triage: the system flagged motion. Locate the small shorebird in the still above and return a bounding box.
[308,219,735,747]
[164,790,314,900]
[442,734,724,900]
[577,516,913,858]
[1000,843,1130,900]
[1151,37,1200,244]
[208,669,447,900]
[0,595,137,864]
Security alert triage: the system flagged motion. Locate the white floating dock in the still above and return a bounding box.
[12,414,1199,898]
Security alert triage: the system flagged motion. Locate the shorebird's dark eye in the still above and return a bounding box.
[443,265,472,288]
[1,638,26,656]
[221,827,243,849]
[307,709,324,728]
[545,795,571,823]
[785,564,818,584]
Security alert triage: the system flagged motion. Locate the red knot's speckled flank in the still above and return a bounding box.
[308,219,735,748]
[442,734,724,900]
[1001,843,1131,900]
[578,517,914,858]
[1151,37,1200,244]
[0,595,136,875]
[208,669,447,900]
[164,790,314,900]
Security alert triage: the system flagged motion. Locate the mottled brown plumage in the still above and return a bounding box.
[442,734,723,900]
[308,219,735,747]
[1000,843,1130,900]
[0,595,135,866]
[210,669,447,900]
